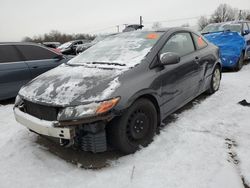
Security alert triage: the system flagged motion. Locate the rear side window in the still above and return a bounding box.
[161,32,195,57]
[0,45,22,63]
[16,45,58,61]
[192,34,208,50]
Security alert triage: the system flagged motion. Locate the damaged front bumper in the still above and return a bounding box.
[14,108,75,139]
[14,106,112,153]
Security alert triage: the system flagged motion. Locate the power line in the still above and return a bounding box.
[144,15,211,24]
[87,26,117,33]
[85,14,212,34]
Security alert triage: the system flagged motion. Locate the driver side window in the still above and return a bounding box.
[161,32,195,57]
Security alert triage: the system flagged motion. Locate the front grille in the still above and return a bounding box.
[24,100,58,121]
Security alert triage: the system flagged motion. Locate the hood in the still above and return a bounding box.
[19,64,123,107]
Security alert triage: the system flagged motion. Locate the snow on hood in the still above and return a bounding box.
[204,31,245,65]
[19,64,122,106]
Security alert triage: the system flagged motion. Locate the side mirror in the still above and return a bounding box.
[159,52,180,65]
[54,54,64,60]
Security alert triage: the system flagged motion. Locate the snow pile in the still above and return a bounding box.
[0,65,250,188]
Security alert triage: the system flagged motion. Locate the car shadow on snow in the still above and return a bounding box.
[35,94,209,169]
[35,136,123,169]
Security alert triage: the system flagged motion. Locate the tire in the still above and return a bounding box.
[207,65,221,94]
[234,53,244,71]
[107,98,157,154]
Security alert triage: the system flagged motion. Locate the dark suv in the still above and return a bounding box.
[0,43,68,100]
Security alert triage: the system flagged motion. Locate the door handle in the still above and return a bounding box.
[32,66,38,69]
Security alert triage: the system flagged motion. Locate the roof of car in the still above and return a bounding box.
[208,20,250,25]
[0,42,42,45]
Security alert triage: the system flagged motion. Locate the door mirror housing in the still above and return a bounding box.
[159,52,180,65]
[54,54,64,60]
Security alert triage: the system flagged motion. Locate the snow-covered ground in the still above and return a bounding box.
[0,64,250,188]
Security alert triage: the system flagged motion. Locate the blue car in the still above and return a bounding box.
[0,43,69,100]
[202,21,250,70]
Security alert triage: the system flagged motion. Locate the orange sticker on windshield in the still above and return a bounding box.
[146,33,159,39]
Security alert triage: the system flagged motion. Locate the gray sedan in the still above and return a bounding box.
[0,43,68,100]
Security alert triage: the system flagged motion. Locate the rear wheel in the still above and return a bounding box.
[107,98,157,154]
[207,65,221,94]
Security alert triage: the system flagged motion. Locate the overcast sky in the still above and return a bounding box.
[0,0,249,41]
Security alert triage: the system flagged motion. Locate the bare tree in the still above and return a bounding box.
[247,14,250,21]
[22,37,33,42]
[210,4,236,23]
[197,4,250,29]
[152,22,162,29]
[239,10,250,20]
[197,16,210,30]
[22,30,95,43]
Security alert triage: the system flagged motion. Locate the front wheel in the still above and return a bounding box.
[107,98,157,154]
[207,65,221,94]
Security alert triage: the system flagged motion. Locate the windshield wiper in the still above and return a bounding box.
[201,32,210,35]
[87,62,126,66]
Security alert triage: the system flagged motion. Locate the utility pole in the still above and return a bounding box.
[140,16,143,26]
[239,10,242,20]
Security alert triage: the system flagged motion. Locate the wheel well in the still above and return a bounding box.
[137,94,161,127]
[216,63,222,72]
[242,50,246,59]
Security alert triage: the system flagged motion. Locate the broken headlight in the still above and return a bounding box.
[57,97,120,121]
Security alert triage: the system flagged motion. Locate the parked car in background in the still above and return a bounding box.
[75,34,116,54]
[14,28,221,154]
[202,21,250,71]
[0,43,68,100]
[123,24,144,32]
[57,40,90,55]
[43,42,61,49]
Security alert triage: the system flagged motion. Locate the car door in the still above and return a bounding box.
[158,32,201,116]
[191,33,213,93]
[0,45,31,100]
[15,44,63,78]
[243,22,250,59]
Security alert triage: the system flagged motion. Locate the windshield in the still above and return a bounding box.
[68,31,162,67]
[58,41,72,49]
[202,23,242,34]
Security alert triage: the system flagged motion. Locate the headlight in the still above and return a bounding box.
[57,97,120,121]
[14,95,22,106]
